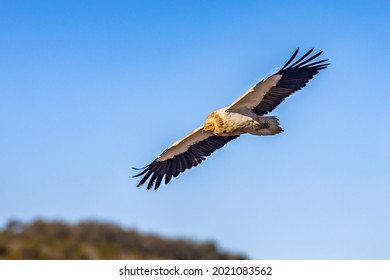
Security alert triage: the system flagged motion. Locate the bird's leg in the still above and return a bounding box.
[253,119,270,130]
[259,121,270,129]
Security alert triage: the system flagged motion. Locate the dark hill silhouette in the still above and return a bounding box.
[0,219,245,260]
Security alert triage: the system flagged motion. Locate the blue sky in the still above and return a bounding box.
[1,0,389,259]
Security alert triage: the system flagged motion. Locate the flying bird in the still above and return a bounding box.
[134,48,329,190]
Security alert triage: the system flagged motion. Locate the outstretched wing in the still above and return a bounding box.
[134,126,239,190]
[227,48,329,116]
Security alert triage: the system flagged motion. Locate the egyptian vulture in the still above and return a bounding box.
[134,48,329,189]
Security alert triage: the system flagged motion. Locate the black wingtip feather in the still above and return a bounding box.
[280,48,326,72]
[295,51,323,68]
[280,48,299,70]
[137,169,152,187]
[132,165,150,171]
[147,173,157,190]
[132,167,150,178]
[304,59,329,68]
[316,65,330,70]
[154,174,164,190]
[289,48,314,68]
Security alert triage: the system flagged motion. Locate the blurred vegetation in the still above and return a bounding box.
[0,219,245,260]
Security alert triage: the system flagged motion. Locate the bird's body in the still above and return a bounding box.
[134,48,329,189]
[204,108,282,136]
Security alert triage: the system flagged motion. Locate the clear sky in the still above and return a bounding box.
[1,0,389,259]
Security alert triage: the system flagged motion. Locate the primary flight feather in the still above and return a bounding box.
[134,48,329,190]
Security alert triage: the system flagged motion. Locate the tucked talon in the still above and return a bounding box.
[259,122,270,129]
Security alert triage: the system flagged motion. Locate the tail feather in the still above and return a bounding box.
[252,116,283,136]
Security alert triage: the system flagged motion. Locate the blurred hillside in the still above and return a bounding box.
[0,220,245,260]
